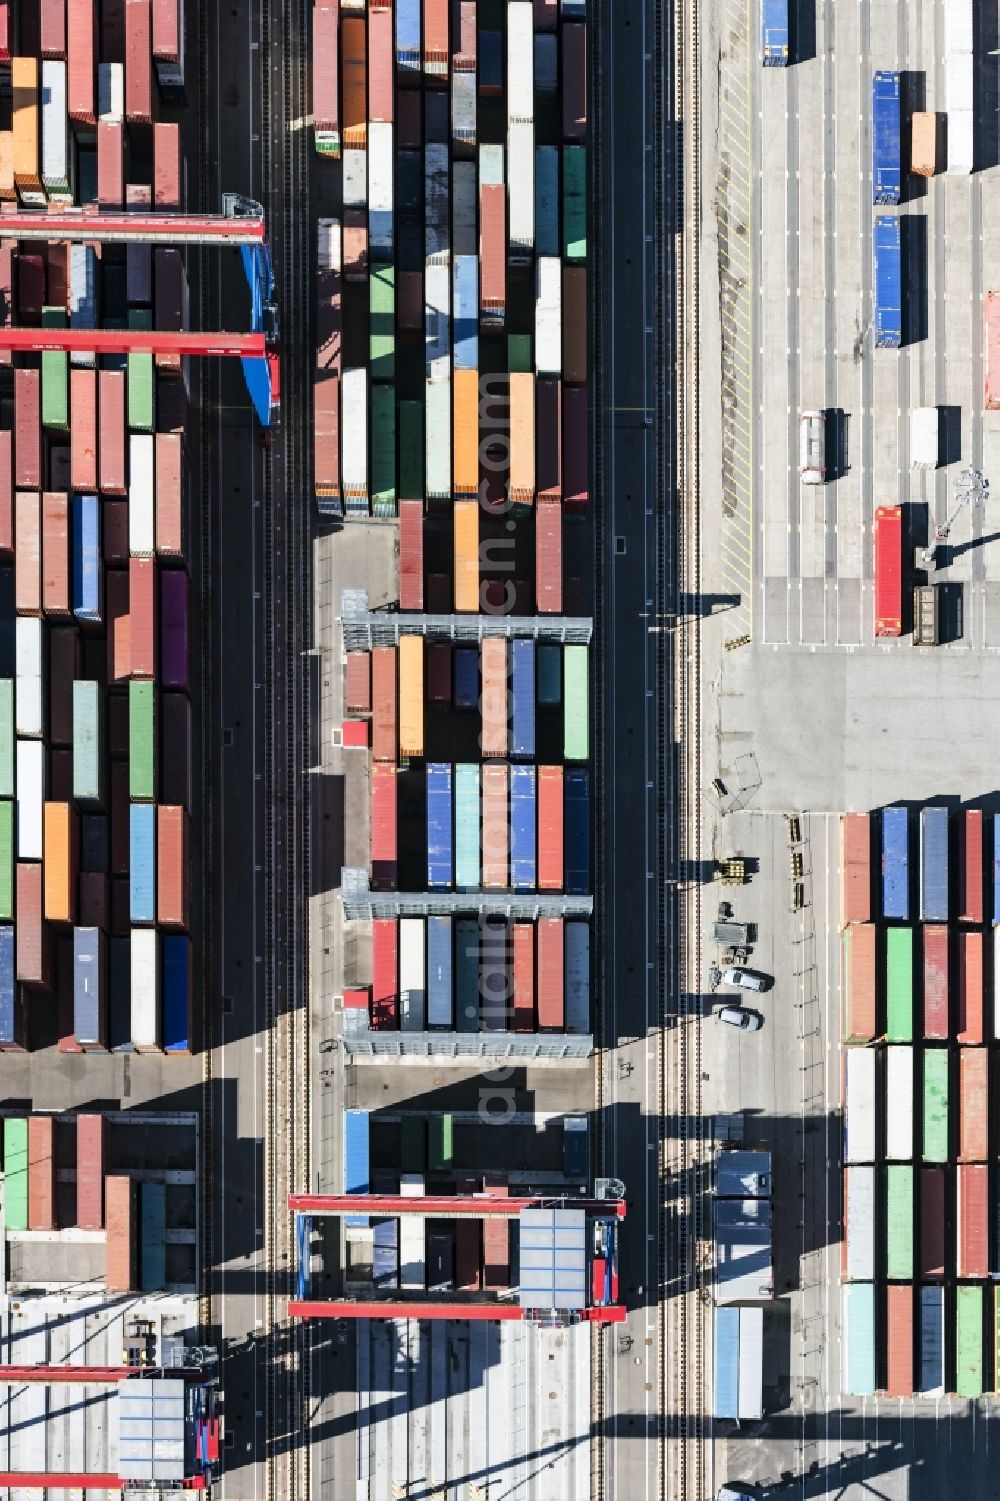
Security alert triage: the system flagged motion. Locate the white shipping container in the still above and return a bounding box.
[98,62,125,122]
[944,0,973,57]
[565,921,590,1033]
[15,619,43,740]
[317,217,342,274]
[507,2,535,121]
[452,72,476,146]
[16,740,44,860]
[341,368,368,502]
[15,616,42,680]
[343,148,367,208]
[368,122,394,255]
[131,927,161,1050]
[400,917,426,1031]
[41,61,71,197]
[535,256,563,376]
[948,108,974,175]
[453,162,477,256]
[425,143,450,256]
[844,1167,875,1281]
[400,1215,426,1289]
[425,255,452,382]
[910,407,939,469]
[507,121,536,262]
[885,1045,913,1161]
[425,378,452,500]
[479,143,505,186]
[128,435,156,556]
[844,1047,876,1164]
[399,1174,425,1195]
[69,245,97,366]
[737,1307,764,1421]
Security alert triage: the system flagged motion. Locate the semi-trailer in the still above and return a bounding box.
[872,72,901,205]
[873,217,902,349]
[760,0,789,66]
[874,505,903,635]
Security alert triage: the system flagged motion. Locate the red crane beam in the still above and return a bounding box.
[290,1194,627,1218]
[0,1365,203,1382]
[0,329,266,357]
[0,211,266,245]
[0,1478,207,1493]
[287,1300,628,1323]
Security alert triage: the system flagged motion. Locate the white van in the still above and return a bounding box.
[799,410,826,483]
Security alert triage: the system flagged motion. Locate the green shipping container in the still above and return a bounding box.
[842,1282,875,1396]
[885,927,913,1042]
[885,1165,913,1280]
[129,681,156,801]
[73,680,102,802]
[140,1180,167,1292]
[956,1285,984,1398]
[455,765,480,888]
[128,311,154,432]
[371,384,397,518]
[563,646,589,761]
[0,682,13,800]
[508,334,532,373]
[3,1117,28,1231]
[399,401,424,501]
[370,266,396,380]
[0,801,13,921]
[562,146,587,261]
[42,307,68,430]
[922,1048,949,1163]
[429,1113,454,1171]
[400,1118,426,1174]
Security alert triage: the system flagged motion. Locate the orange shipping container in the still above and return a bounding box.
[453,370,479,498]
[157,805,188,928]
[482,764,509,888]
[155,432,183,555]
[885,1284,914,1398]
[28,1115,56,1231]
[12,58,41,199]
[454,500,480,613]
[42,491,70,616]
[0,132,14,201]
[480,638,508,757]
[959,1047,989,1162]
[44,802,77,925]
[957,930,984,1045]
[342,17,367,147]
[911,112,936,177]
[371,646,397,762]
[398,635,424,759]
[368,3,394,124]
[538,766,564,891]
[105,1174,136,1291]
[509,372,535,504]
[15,489,41,614]
[70,368,98,491]
[129,557,156,678]
[512,922,534,1030]
[841,812,871,924]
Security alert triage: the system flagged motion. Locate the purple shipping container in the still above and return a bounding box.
[160,569,188,690]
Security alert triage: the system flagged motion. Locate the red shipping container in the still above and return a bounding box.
[537,917,564,1029]
[28,1114,56,1230]
[312,3,339,143]
[456,0,476,61]
[874,505,903,637]
[957,930,983,1045]
[40,0,66,58]
[105,1173,136,1291]
[562,25,588,140]
[15,369,41,489]
[536,378,562,502]
[957,1162,989,1278]
[79,869,109,930]
[97,121,124,207]
[342,719,369,748]
[0,430,11,553]
[563,386,589,505]
[923,925,949,1040]
[125,0,152,122]
[843,923,876,1042]
[960,809,984,924]
[14,489,40,614]
[371,763,397,889]
[42,491,70,616]
[16,254,44,324]
[106,566,130,683]
[959,1047,988,1161]
[76,1113,105,1228]
[371,646,397,762]
[104,498,129,563]
[152,0,181,59]
[482,1175,509,1288]
[399,499,424,610]
[99,371,127,493]
[67,0,96,122]
[345,651,371,713]
[314,374,340,501]
[110,761,130,873]
[45,244,69,308]
[455,1218,482,1290]
[371,918,398,1029]
[70,368,97,492]
[538,766,564,891]
[480,638,507,757]
[49,627,78,744]
[919,1166,945,1279]
[153,121,181,206]
[0,5,9,63]
[157,804,188,927]
[536,501,563,613]
[342,211,368,279]
[480,185,505,317]
[986,293,1000,409]
[397,271,423,335]
[153,432,182,556]
[129,557,156,678]
[841,813,871,924]
[513,922,534,1031]
[161,693,191,811]
[423,0,448,74]
[369,4,393,123]
[885,1284,913,1398]
[16,862,50,986]
[427,644,451,704]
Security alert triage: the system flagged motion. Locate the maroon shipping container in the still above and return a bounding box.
[15,370,41,489]
[959,1047,988,1161]
[125,0,152,121]
[371,646,397,762]
[371,762,397,890]
[99,371,127,493]
[536,378,562,501]
[957,1162,989,1278]
[40,0,67,57]
[345,651,371,713]
[160,568,188,690]
[427,644,451,703]
[16,253,44,324]
[42,491,70,617]
[535,501,563,614]
[103,498,129,564]
[563,386,588,505]
[49,627,78,745]
[97,121,124,207]
[369,3,393,123]
[105,1174,136,1291]
[67,0,96,121]
[49,747,72,802]
[919,1166,945,1278]
[537,918,565,1029]
[79,870,109,930]
[110,874,130,935]
[534,0,557,28]
[399,499,424,610]
[110,761,130,873]
[427,573,451,613]
[316,266,341,374]
[70,368,97,492]
[314,375,340,501]
[562,25,587,141]
[154,247,186,374]
[957,930,984,1045]
[108,692,129,758]
[28,1115,56,1230]
[76,1114,105,1227]
[841,812,871,924]
[45,244,69,309]
[153,122,182,207]
[482,1176,509,1288]
[923,925,949,1040]
[312,2,339,140]
[397,90,421,150]
[342,211,368,280]
[161,692,192,811]
[14,489,40,615]
[106,566,130,683]
[960,809,984,924]
[455,1218,482,1290]
[129,557,156,678]
[480,185,506,318]
[562,268,588,385]
[885,1284,913,1398]
[397,271,423,335]
[16,862,51,986]
[512,922,534,1031]
[0,430,11,553]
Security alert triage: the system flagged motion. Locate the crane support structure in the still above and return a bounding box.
[0,1477,207,1492]
[0,1366,205,1383]
[289,1193,628,1219]
[287,1300,629,1323]
[0,328,267,357]
[0,211,267,245]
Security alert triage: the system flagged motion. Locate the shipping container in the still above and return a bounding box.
[371,762,397,889]
[511,640,536,759]
[919,806,949,921]
[923,1049,949,1164]
[923,925,949,1040]
[428,1114,454,1172]
[911,111,937,177]
[510,371,535,504]
[162,934,192,1051]
[398,499,423,611]
[565,921,589,1033]
[345,652,370,714]
[130,927,159,1049]
[400,917,426,1031]
[371,646,397,762]
[842,1283,876,1396]
[956,1285,984,1396]
[125,0,153,122]
[427,915,453,1028]
[881,805,909,919]
[481,764,509,889]
[873,218,902,349]
[398,635,424,759]
[886,1164,914,1281]
[536,502,563,613]
[480,916,510,1031]
[919,1285,945,1395]
[454,500,479,612]
[958,930,984,1044]
[957,1163,989,1279]
[99,370,127,493]
[960,809,984,924]
[140,1180,166,1291]
[455,916,480,1032]
[841,813,872,924]
[313,2,340,154]
[72,493,101,623]
[455,763,481,888]
[919,1165,945,1278]
[105,1173,136,1290]
[510,765,537,890]
[885,1046,913,1161]
[0,805,12,922]
[761,0,789,64]
[535,257,562,376]
[157,805,187,928]
[13,57,42,204]
[885,927,913,1042]
[538,765,564,891]
[44,800,76,924]
[344,1109,370,1227]
[481,638,508,757]
[371,919,398,1029]
[537,917,564,1029]
[872,72,902,204]
[15,489,40,615]
[314,376,341,511]
[41,496,68,617]
[454,648,478,710]
[483,1176,510,1287]
[843,924,876,1043]
[129,680,155,800]
[959,1046,988,1161]
[17,740,45,860]
[426,763,453,889]
[885,1283,914,1397]
[74,927,105,1049]
[76,1114,105,1227]
[844,1046,876,1165]
[564,646,589,760]
[27,1114,56,1231]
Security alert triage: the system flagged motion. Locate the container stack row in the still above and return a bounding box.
[840,807,1000,1397]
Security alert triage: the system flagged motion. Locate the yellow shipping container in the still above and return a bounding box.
[398,635,424,759]
[453,369,479,498]
[454,500,480,613]
[43,801,76,925]
[12,58,40,198]
[509,373,535,504]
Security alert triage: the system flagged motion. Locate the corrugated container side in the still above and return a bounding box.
[842,1282,876,1396]
[922,1047,949,1163]
[512,922,534,1030]
[841,813,872,923]
[885,927,913,1042]
[398,499,424,610]
[537,917,564,1029]
[955,1284,984,1398]
[919,1165,945,1278]
[157,805,188,927]
[482,764,509,889]
[371,646,397,762]
[536,501,563,613]
[370,763,398,890]
[885,1045,913,1161]
[67,0,96,122]
[843,924,876,1042]
[162,933,192,1051]
[480,638,508,757]
[371,919,398,1029]
[76,1113,105,1227]
[922,925,949,1040]
[44,800,76,924]
[398,636,424,759]
[885,1164,913,1281]
[27,1113,56,1230]
[881,806,909,920]
[958,1047,988,1161]
[961,809,984,924]
[919,1285,945,1394]
[885,1283,914,1397]
[538,765,564,891]
[957,929,984,1045]
[99,370,127,493]
[844,1046,876,1165]
[957,1163,989,1279]
[125,0,152,122]
[105,1173,136,1290]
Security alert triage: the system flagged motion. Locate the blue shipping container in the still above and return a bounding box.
[395,0,420,70]
[162,935,191,1052]
[919,806,949,921]
[0,925,16,1045]
[919,1285,945,1394]
[535,147,560,258]
[455,918,480,1032]
[761,0,789,66]
[140,1181,166,1292]
[511,639,536,758]
[565,921,590,1033]
[73,926,104,1046]
[72,494,101,622]
[427,915,453,1027]
[454,648,479,709]
[426,764,454,889]
[479,31,502,95]
[872,72,901,205]
[373,1242,399,1289]
[565,769,590,895]
[373,1217,398,1248]
[873,215,902,348]
[510,765,537,889]
[129,804,156,924]
[714,1306,740,1418]
[344,1109,370,1227]
[882,806,909,920]
[453,256,479,371]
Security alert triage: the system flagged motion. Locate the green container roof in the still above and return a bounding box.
[3,1117,28,1231]
[0,801,13,923]
[73,680,102,802]
[400,1118,426,1173]
[399,401,424,502]
[562,146,587,261]
[885,1165,913,1280]
[430,1113,454,1168]
[956,1285,984,1397]
[564,646,589,761]
[127,314,154,431]
[922,1049,949,1163]
[885,927,913,1041]
[370,266,396,381]
[370,383,396,516]
[129,681,156,801]
[508,334,532,374]
[0,681,13,799]
[42,349,69,430]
